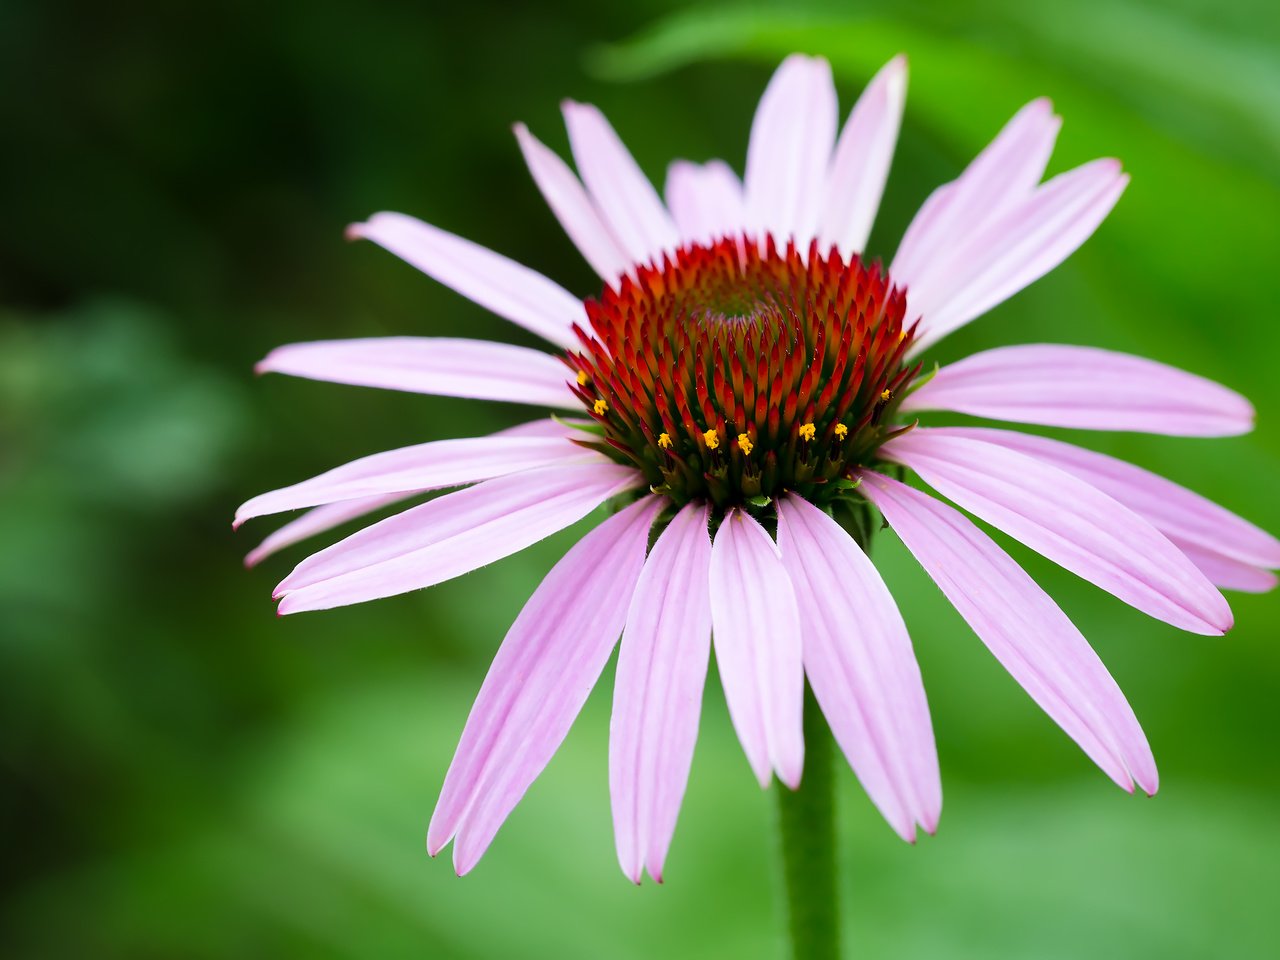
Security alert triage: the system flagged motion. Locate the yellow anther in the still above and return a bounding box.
[880,389,892,402]
[658,432,672,449]
[703,428,720,450]
[798,422,816,442]
[576,370,589,386]
[834,423,848,441]
[737,433,753,455]
[898,330,906,343]
[593,399,608,415]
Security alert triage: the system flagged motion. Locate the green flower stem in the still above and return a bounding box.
[776,684,841,960]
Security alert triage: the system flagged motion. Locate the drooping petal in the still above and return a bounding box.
[775,495,940,841]
[256,337,578,410]
[816,54,907,258]
[1172,541,1278,594]
[664,160,746,247]
[561,100,680,267]
[744,54,839,248]
[900,344,1255,436]
[934,427,1280,569]
[245,493,411,568]
[611,502,713,883]
[708,508,804,788]
[274,462,642,613]
[513,123,632,284]
[892,98,1061,283]
[347,212,581,349]
[429,495,664,875]
[880,429,1232,635]
[905,160,1128,354]
[235,435,591,525]
[242,418,590,566]
[858,470,1158,795]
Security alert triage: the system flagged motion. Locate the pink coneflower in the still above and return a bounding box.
[238,54,1279,884]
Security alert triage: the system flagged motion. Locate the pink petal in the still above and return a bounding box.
[664,160,746,247]
[244,493,410,568]
[429,495,664,875]
[900,344,1255,436]
[905,160,1128,354]
[880,430,1232,635]
[513,123,632,284]
[1172,541,1278,594]
[561,101,680,267]
[611,502,713,884]
[241,418,589,566]
[236,435,591,525]
[892,98,1060,284]
[274,462,642,613]
[708,508,805,789]
[816,54,907,258]
[775,495,940,841]
[744,54,839,249]
[347,212,581,349]
[256,336,578,410]
[859,470,1158,795]
[934,427,1280,569]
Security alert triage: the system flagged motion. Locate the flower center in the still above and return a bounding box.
[568,235,918,510]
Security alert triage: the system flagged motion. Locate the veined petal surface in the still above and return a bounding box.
[429,496,664,875]
[274,462,642,613]
[611,502,713,883]
[859,470,1158,795]
[880,429,1232,635]
[256,337,578,410]
[776,495,939,841]
[900,344,1254,436]
[348,211,582,348]
[709,508,805,789]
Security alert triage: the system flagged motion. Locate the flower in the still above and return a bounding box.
[238,53,1280,881]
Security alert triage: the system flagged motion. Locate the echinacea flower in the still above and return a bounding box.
[238,53,1279,882]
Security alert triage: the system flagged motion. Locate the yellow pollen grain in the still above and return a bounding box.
[703,428,720,450]
[798,422,816,442]
[577,370,589,386]
[737,433,753,455]
[593,399,608,415]
[658,432,672,449]
[834,423,848,441]
[880,389,892,402]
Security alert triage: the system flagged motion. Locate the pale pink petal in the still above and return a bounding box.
[900,344,1254,436]
[241,418,590,566]
[347,212,581,349]
[1172,541,1278,594]
[934,427,1280,568]
[905,160,1128,354]
[859,470,1158,795]
[513,123,632,284]
[561,101,680,267]
[245,493,411,568]
[611,502,713,883]
[256,337,578,410]
[708,508,804,788]
[775,495,939,841]
[892,98,1060,283]
[274,462,642,613]
[816,54,907,258]
[880,430,1232,635]
[664,160,746,247]
[744,54,839,249]
[236,436,592,525]
[428,495,664,875]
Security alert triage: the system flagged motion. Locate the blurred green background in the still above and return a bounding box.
[3,0,1278,957]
